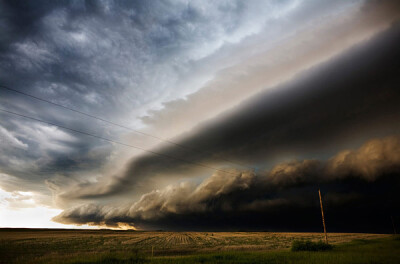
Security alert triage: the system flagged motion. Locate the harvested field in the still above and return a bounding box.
[0,229,391,263]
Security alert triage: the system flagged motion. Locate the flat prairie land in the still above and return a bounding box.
[0,229,397,264]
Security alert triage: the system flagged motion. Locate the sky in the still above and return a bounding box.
[0,0,400,232]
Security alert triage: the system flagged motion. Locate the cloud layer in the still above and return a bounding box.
[0,0,350,195]
[54,135,400,232]
[1,0,399,230]
[58,21,400,202]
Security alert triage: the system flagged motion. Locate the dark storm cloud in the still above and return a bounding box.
[54,135,400,232]
[1,0,399,230]
[64,20,400,200]
[0,0,307,194]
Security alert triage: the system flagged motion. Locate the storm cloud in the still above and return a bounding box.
[1,0,349,196]
[54,135,400,232]
[60,20,400,201]
[1,0,400,230]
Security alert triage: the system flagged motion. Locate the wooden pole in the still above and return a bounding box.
[318,189,328,244]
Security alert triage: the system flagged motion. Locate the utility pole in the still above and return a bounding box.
[319,189,328,244]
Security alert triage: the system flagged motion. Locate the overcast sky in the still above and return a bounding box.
[0,0,399,231]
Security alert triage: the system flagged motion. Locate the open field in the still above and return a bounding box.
[0,229,397,264]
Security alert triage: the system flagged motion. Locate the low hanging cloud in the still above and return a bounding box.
[54,135,400,232]
[57,20,400,202]
[326,136,400,181]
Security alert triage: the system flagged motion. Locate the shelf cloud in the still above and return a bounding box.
[0,0,399,231]
[54,135,400,231]
[57,22,400,203]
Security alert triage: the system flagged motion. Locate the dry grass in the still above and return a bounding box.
[0,228,389,263]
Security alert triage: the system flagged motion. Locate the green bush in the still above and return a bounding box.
[291,240,333,252]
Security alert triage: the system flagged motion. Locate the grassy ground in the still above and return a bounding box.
[150,237,400,264]
[0,229,397,264]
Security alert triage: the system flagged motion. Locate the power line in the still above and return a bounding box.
[0,108,241,176]
[0,84,253,170]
